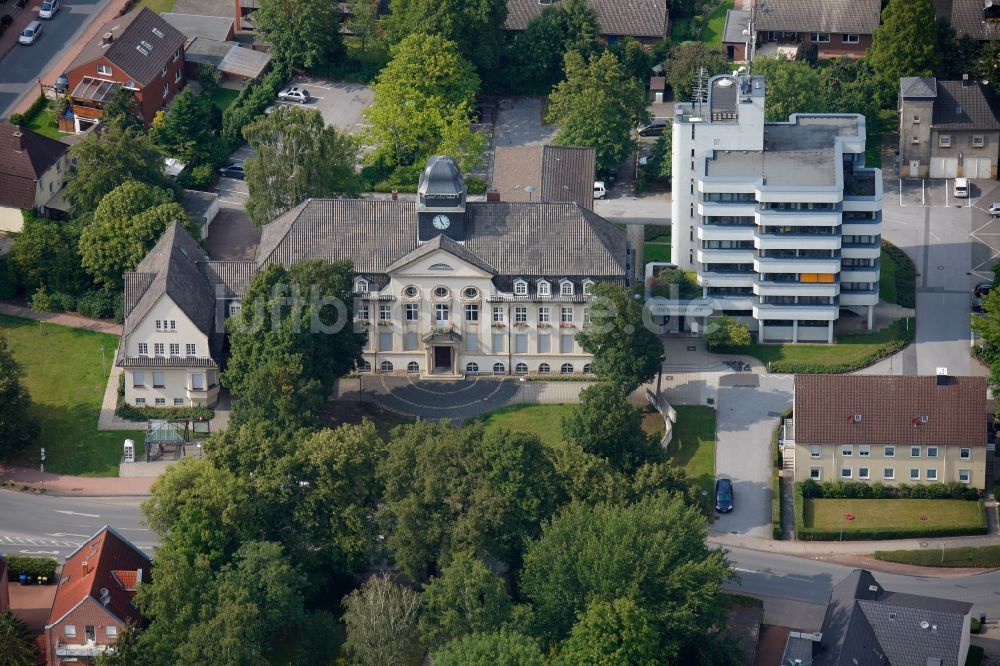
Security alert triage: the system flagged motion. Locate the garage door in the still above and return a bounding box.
[930,157,959,179]
[964,157,993,179]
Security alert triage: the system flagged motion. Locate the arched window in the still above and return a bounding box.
[403,285,418,298]
[560,281,574,296]
[537,281,551,297]
[514,280,528,296]
[560,363,574,374]
[466,362,479,374]
[359,360,372,373]
[583,363,593,374]
[515,362,528,374]
[583,280,595,295]
[493,362,505,374]
[538,363,550,374]
[380,361,393,373]
[355,278,369,293]
[407,361,419,373]
[433,286,450,298]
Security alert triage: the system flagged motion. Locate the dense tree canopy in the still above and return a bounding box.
[547,50,649,174]
[152,87,223,164]
[9,214,88,295]
[0,332,43,459]
[342,573,423,666]
[419,552,513,648]
[751,56,828,121]
[364,33,483,177]
[554,598,662,666]
[432,630,546,666]
[243,107,359,228]
[100,85,144,132]
[253,0,342,69]
[972,286,1000,391]
[384,0,507,82]
[0,609,40,666]
[507,0,599,93]
[666,43,729,102]
[869,0,939,104]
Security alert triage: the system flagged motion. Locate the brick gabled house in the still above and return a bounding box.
[44,526,151,666]
[0,122,71,233]
[65,8,186,133]
[505,0,668,45]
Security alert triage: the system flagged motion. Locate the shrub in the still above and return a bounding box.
[800,479,979,501]
[178,163,216,190]
[882,241,916,308]
[29,285,54,312]
[706,315,751,349]
[771,467,782,540]
[466,176,487,194]
[5,555,57,583]
[77,288,122,320]
[0,255,20,299]
[116,401,214,422]
[766,319,915,374]
[197,62,223,94]
[50,292,76,312]
[649,266,699,299]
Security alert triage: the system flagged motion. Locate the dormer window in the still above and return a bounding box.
[355,278,369,293]
[514,280,528,296]
[560,280,574,296]
[538,281,551,297]
[583,280,595,295]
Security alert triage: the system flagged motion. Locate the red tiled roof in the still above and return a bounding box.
[794,375,988,446]
[46,527,151,629]
[0,122,67,209]
[111,569,138,591]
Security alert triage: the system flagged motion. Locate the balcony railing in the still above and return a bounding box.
[56,642,109,657]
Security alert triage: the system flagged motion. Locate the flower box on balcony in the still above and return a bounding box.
[559,322,576,329]
[377,320,393,327]
[513,322,529,329]
[538,323,551,329]
[492,322,506,329]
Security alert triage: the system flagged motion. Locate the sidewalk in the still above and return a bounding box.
[0,302,122,335]
[709,531,1000,562]
[0,3,32,64]
[0,465,153,496]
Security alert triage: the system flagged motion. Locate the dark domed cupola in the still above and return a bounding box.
[417,155,467,242]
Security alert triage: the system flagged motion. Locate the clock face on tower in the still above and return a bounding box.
[432,214,451,230]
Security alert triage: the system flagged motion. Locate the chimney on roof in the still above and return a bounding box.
[936,367,949,385]
[102,32,114,46]
[390,190,398,201]
[963,73,970,87]
[12,128,22,152]
[486,189,500,202]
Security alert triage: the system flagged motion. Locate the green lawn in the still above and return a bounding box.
[702,0,735,47]
[644,242,672,263]
[0,315,143,476]
[665,406,716,501]
[481,404,571,449]
[880,247,899,304]
[25,102,62,140]
[875,544,1000,568]
[804,498,985,534]
[208,88,241,112]
[132,0,175,12]
[731,317,914,373]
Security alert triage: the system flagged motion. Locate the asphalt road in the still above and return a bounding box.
[0,0,114,119]
[0,490,154,558]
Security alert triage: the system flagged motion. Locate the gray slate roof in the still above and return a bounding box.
[68,8,186,87]
[492,145,596,211]
[505,0,668,39]
[183,37,233,67]
[161,12,234,42]
[217,44,271,79]
[255,199,628,280]
[943,0,1000,40]
[932,80,1000,130]
[171,0,234,18]
[722,9,751,44]
[901,77,938,99]
[755,0,881,34]
[814,570,971,666]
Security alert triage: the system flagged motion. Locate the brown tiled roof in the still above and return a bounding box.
[68,8,186,87]
[946,0,1000,39]
[492,145,596,210]
[755,0,881,34]
[794,375,988,447]
[0,123,67,209]
[505,0,668,39]
[931,80,1000,130]
[46,526,151,630]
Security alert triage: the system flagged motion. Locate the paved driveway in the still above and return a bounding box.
[493,97,558,148]
[274,77,374,135]
[357,376,521,421]
[713,375,793,538]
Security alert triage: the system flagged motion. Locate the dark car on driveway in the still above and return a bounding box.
[638,118,668,137]
[975,282,993,298]
[219,161,245,180]
[715,478,733,513]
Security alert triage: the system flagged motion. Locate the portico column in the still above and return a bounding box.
[759,320,766,343]
[867,305,874,331]
[827,321,834,344]
[792,320,799,343]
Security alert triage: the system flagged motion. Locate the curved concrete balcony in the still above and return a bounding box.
[697,272,755,288]
[753,280,840,297]
[752,303,839,320]
[755,234,841,251]
[754,256,841,274]
[698,225,756,241]
[696,248,755,264]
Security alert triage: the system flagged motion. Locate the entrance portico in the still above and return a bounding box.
[423,329,461,376]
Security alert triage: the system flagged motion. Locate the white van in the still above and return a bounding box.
[593,181,606,199]
[954,177,970,198]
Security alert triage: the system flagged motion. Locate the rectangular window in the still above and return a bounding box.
[378,331,393,351]
[514,282,527,296]
[561,307,574,323]
[537,335,550,353]
[859,445,870,457]
[515,334,527,353]
[135,397,146,406]
[515,307,527,323]
[138,343,148,355]
[809,467,821,480]
[840,467,852,479]
[174,69,181,83]
[911,136,920,144]
[926,468,938,481]
[403,331,417,351]
[133,372,145,387]
[379,304,391,321]
[185,343,195,356]
[493,307,504,322]
[560,335,573,353]
[538,307,550,323]
[910,446,921,458]
[155,398,165,406]
[173,47,180,61]
[841,445,853,457]
[106,626,118,638]
[191,373,204,390]
[405,303,418,321]
[169,343,179,356]
[465,304,479,321]
[152,372,165,388]
[155,320,162,331]
[357,305,369,321]
[560,282,574,296]
[492,333,504,352]
[65,625,76,637]
[913,115,920,123]
[939,135,951,148]
[841,33,859,43]
[435,304,449,322]
[909,468,920,481]
[161,65,168,78]
[97,64,112,76]
[809,32,830,42]
[973,135,985,148]
[926,446,938,458]
[170,320,176,331]
[173,398,184,406]
[884,445,895,457]
[959,469,971,483]
[538,282,551,297]
[960,448,971,459]
[858,467,870,480]
[163,83,169,98]
[466,331,479,352]
[884,467,895,480]
[584,308,592,325]
[809,445,821,458]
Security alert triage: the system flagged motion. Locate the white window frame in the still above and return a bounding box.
[926,446,938,458]
[169,343,179,356]
[135,397,146,406]
[357,305,369,321]
[173,47,180,61]
[583,280,595,295]
[841,445,853,457]
[537,281,551,297]
[173,398,184,406]
[809,467,821,480]
[884,445,895,457]
[492,306,504,322]
[133,371,145,387]
[910,446,921,458]
[162,83,169,98]
[841,33,859,43]
[959,469,971,483]
[106,626,118,638]
[355,278,368,293]
[154,343,164,356]
[809,445,821,458]
[174,68,181,83]
[155,397,166,406]
[514,280,527,296]
[883,467,895,480]
[138,343,148,355]
[161,65,168,78]
[973,135,985,148]
[379,304,391,321]
[560,281,574,296]
[465,304,479,321]
[939,135,952,148]
[960,447,971,460]
[435,304,449,322]
[405,303,419,321]
[229,302,242,317]
[155,320,162,331]
[514,307,527,323]
[840,467,852,479]
[97,64,112,76]
[926,468,938,481]
[859,445,870,457]
[560,307,574,323]
[538,307,550,323]
[65,625,76,637]
[810,32,830,42]
[909,468,920,481]
[858,467,870,480]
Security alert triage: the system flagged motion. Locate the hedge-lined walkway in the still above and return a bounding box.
[0,301,121,335]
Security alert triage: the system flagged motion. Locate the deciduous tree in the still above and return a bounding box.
[869,0,939,105]
[419,552,513,648]
[432,630,546,666]
[346,0,379,51]
[705,315,752,349]
[575,283,664,393]
[342,573,422,666]
[0,337,38,460]
[152,87,223,163]
[243,107,359,228]
[507,0,599,93]
[553,598,662,666]
[101,85,144,132]
[546,50,649,174]
[9,213,88,295]
[665,43,728,103]
[94,622,144,666]
[751,56,828,121]
[253,0,341,69]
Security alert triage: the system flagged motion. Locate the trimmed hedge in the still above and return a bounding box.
[794,484,988,541]
[874,545,1000,568]
[800,478,980,501]
[772,467,782,540]
[5,555,58,583]
[766,319,915,374]
[9,93,49,127]
[882,240,916,308]
[114,373,214,421]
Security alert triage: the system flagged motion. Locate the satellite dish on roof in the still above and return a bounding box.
[717,78,735,87]
[987,0,994,9]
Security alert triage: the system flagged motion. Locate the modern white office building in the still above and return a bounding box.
[669,73,882,343]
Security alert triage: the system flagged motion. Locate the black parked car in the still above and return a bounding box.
[219,161,245,180]
[715,478,734,513]
[638,118,668,137]
[975,281,993,298]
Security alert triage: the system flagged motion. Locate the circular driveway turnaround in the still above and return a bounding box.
[361,376,521,421]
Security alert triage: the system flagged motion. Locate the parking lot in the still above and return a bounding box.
[272,77,374,135]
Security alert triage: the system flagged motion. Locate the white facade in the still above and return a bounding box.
[670,74,882,343]
[0,151,70,233]
[358,249,596,378]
